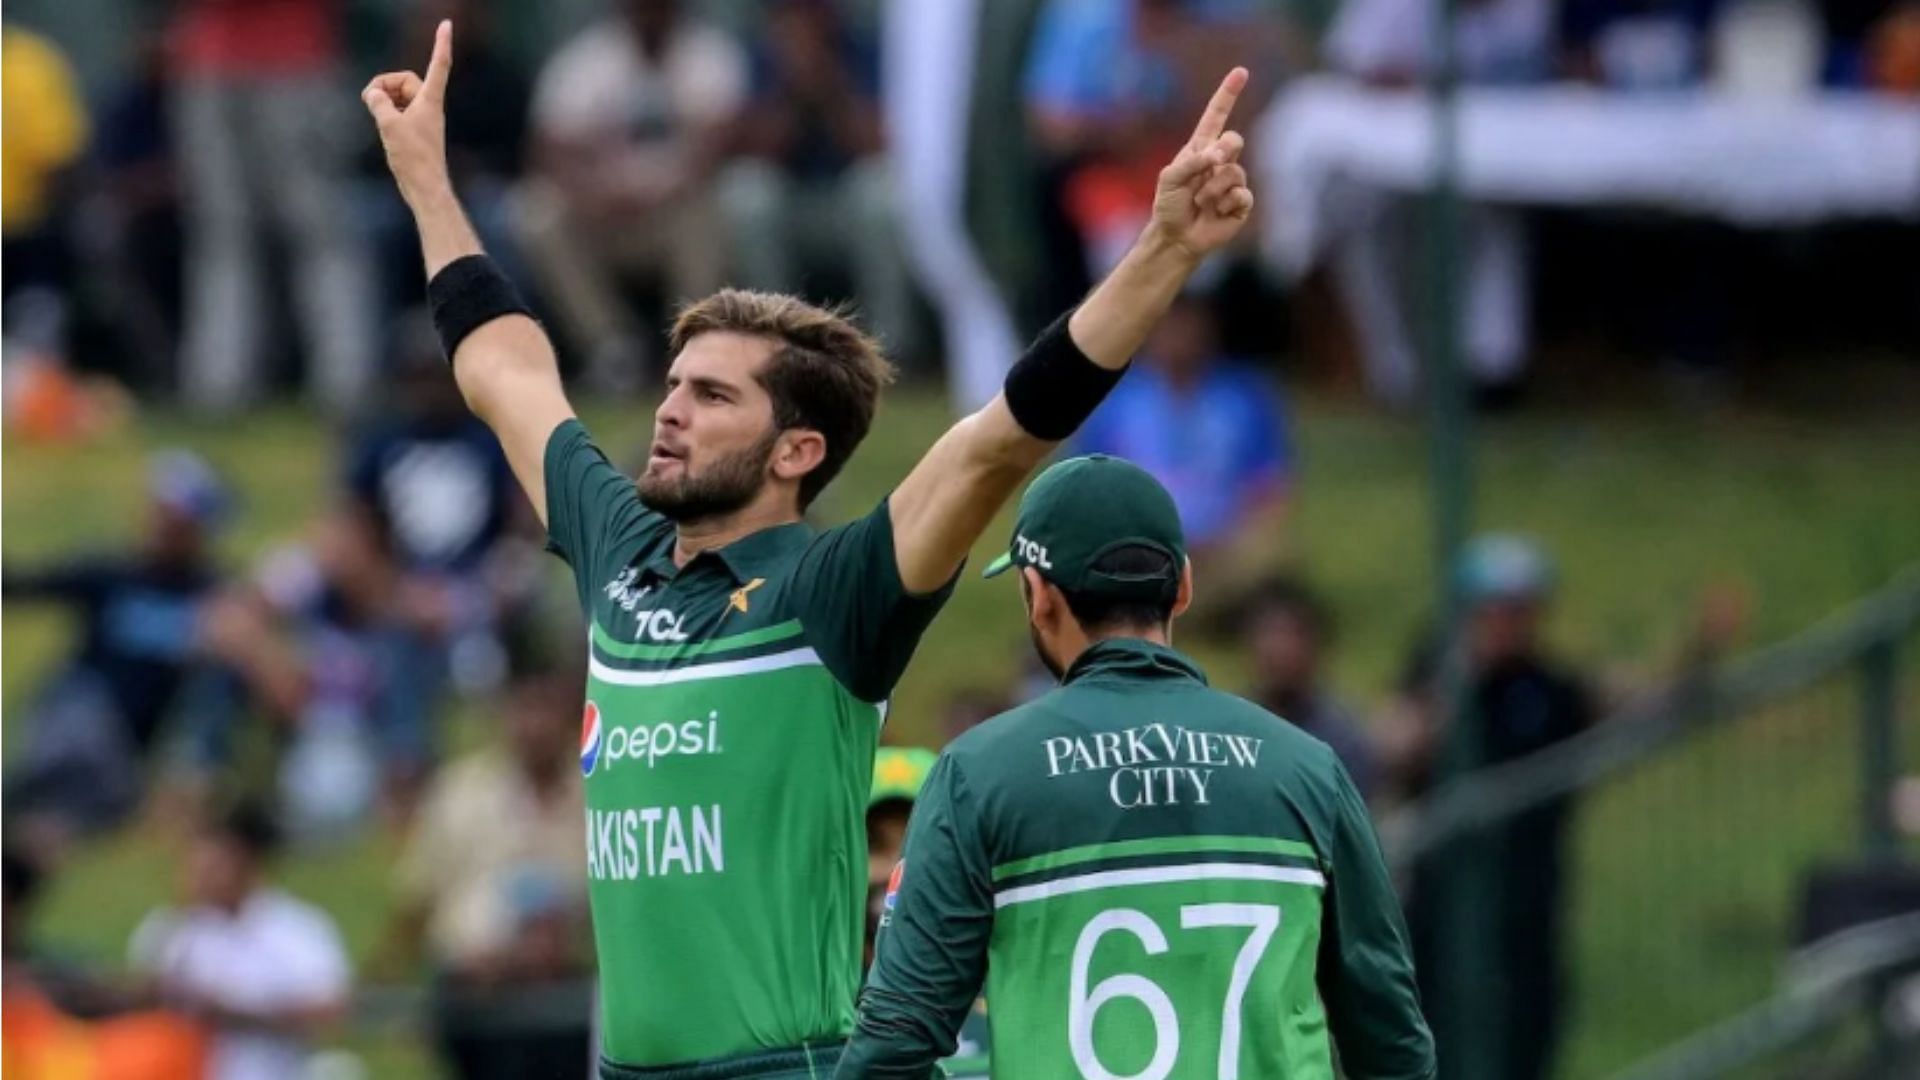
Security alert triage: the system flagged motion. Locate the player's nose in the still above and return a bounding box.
[655,387,689,430]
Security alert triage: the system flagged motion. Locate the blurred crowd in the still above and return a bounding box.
[4,0,1918,430]
[2,0,1912,1077]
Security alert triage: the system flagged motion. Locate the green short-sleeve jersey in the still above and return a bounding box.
[843,640,1435,1080]
[543,420,957,1069]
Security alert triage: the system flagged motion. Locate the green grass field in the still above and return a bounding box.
[6,388,1918,1078]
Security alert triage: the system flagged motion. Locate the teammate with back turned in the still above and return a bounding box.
[362,22,1259,1080]
[840,456,1435,1080]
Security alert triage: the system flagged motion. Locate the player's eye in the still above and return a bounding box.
[700,387,728,404]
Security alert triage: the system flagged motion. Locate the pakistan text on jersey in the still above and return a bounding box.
[586,806,724,879]
[1043,722,1264,810]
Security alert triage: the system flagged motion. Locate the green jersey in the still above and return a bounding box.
[544,421,956,1070]
[842,640,1434,1080]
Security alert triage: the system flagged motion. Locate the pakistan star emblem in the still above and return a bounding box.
[729,578,766,613]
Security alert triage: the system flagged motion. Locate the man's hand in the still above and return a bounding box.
[364,19,455,211]
[1148,66,1255,262]
[1067,65,1259,368]
[887,66,1263,591]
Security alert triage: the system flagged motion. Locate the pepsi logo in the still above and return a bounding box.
[884,860,905,911]
[580,701,603,777]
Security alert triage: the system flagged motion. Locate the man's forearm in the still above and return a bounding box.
[884,229,1200,592]
[1067,224,1203,368]
[401,175,572,521]
[408,183,484,279]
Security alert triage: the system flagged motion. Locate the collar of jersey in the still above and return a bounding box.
[643,520,814,584]
[1062,638,1208,688]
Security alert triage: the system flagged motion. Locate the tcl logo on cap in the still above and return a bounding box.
[1013,534,1053,569]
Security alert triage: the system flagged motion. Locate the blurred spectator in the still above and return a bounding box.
[1324,0,1551,407]
[1074,291,1292,573]
[866,746,937,966]
[128,802,350,1080]
[168,0,372,414]
[347,318,517,577]
[515,0,746,390]
[362,0,530,322]
[5,847,149,1019]
[1711,0,1825,94]
[867,747,992,1070]
[199,506,442,837]
[1026,0,1272,278]
[721,0,913,353]
[6,844,210,1079]
[1556,1,1742,388]
[2,21,88,318]
[1242,577,1381,801]
[1560,0,1719,87]
[344,313,527,699]
[384,664,590,1080]
[4,850,41,979]
[87,26,184,387]
[880,0,1023,409]
[1381,534,1591,1080]
[2,451,230,868]
[1868,0,1920,90]
[1330,0,1555,83]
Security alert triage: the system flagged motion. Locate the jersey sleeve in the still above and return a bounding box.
[1316,753,1438,1079]
[543,419,665,609]
[841,755,993,1079]
[793,498,959,704]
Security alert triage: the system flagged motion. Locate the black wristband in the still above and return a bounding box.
[427,254,535,363]
[1003,309,1125,441]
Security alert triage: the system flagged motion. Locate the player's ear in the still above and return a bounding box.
[1021,567,1053,625]
[772,428,827,484]
[1171,558,1194,620]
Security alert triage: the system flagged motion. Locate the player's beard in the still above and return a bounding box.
[1022,577,1068,681]
[1029,622,1067,682]
[638,427,780,524]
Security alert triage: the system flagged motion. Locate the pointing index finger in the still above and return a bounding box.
[1188,66,1249,149]
[422,20,453,102]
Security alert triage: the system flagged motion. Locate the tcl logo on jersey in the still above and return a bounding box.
[601,569,692,641]
[580,701,604,777]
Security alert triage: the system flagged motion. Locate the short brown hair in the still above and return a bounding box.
[671,290,894,508]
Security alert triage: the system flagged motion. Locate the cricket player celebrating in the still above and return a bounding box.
[364,23,1258,1080]
[840,456,1435,1079]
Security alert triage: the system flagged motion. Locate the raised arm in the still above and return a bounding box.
[363,21,574,526]
[887,68,1257,593]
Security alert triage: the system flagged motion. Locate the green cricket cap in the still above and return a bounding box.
[870,747,938,806]
[982,454,1185,599]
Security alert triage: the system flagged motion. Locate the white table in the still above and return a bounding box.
[1257,76,1920,277]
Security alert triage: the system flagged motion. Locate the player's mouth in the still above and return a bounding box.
[648,442,687,471]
